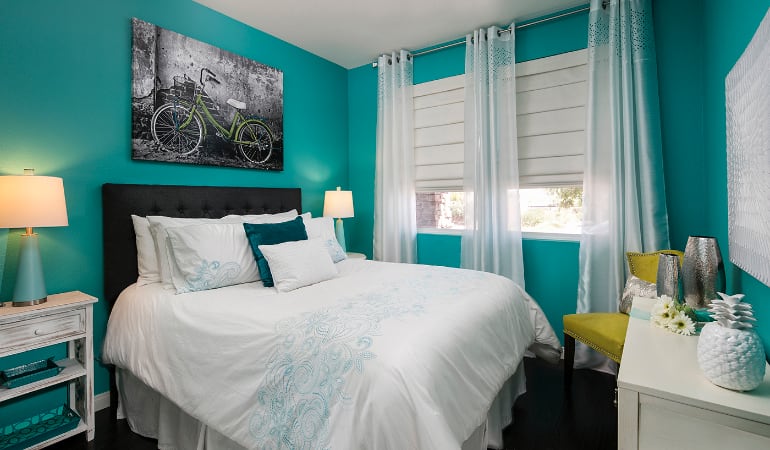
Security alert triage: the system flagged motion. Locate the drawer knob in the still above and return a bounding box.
[34,329,57,336]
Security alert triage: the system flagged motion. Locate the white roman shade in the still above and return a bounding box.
[412,48,587,191]
[413,74,465,192]
[516,48,587,187]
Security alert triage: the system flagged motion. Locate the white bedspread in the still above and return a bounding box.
[103,260,536,449]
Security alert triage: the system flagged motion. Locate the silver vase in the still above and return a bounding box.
[656,253,681,301]
[682,236,725,309]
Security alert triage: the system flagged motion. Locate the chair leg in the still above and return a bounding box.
[564,334,575,390]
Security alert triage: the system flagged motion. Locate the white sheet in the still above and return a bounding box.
[103,260,536,449]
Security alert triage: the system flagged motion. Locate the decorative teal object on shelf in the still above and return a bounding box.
[0,404,79,450]
[0,358,63,389]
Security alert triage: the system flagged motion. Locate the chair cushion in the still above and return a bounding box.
[626,250,684,283]
[563,312,629,363]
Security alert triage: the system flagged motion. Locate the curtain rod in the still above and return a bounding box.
[372,5,590,67]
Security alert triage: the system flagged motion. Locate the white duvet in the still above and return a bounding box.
[103,260,536,450]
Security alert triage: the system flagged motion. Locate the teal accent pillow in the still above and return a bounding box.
[244,216,308,287]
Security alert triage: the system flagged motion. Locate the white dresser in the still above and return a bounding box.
[618,312,770,450]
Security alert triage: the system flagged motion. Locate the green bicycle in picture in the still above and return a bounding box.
[150,68,273,164]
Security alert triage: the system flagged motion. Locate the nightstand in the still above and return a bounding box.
[0,291,97,446]
[346,252,366,260]
[618,305,770,449]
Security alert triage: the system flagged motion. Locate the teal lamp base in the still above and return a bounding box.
[12,233,48,307]
[335,218,347,252]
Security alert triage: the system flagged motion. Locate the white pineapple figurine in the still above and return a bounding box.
[697,292,766,391]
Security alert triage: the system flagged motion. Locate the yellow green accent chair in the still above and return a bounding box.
[563,249,684,388]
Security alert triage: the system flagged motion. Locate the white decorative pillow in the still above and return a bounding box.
[165,223,260,294]
[147,216,243,287]
[302,216,346,262]
[258,238,338,292]
[224,209,298,222]
[132,215,160,286]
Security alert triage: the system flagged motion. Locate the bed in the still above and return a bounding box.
[100,183,559,450]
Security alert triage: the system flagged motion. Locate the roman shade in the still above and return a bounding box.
[413,48,587,191]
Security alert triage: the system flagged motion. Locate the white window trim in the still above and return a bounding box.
[417,228,580,242]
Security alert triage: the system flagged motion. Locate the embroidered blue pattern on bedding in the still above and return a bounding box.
[248,268,481,449]
[179,260,241,293]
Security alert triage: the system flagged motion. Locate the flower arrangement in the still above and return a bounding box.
[650,295,697,335]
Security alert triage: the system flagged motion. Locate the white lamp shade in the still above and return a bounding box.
[323,188,354,218]
[0,175,68,228]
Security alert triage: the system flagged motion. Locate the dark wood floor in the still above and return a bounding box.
[51,358,617,450]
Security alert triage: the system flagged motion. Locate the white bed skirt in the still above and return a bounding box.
[116,362,526,450]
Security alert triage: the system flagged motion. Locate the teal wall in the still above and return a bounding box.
[702,0,770,356]
[0,0,348,422]
[348,8,590,341]
[5,0,769,426]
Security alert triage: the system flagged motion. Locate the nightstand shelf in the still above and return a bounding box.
[0,291,97,447]
[0,358,87,403]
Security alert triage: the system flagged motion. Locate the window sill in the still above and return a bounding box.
[417,228,463,236]
[417,228,581,242]
[522,231,581,242]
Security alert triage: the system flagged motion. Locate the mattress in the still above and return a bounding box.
[103,259,537,449]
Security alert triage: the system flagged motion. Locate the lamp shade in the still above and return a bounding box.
[323,187,354,219]
[0,175,68,228]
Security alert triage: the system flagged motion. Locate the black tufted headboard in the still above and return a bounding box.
[101,183,302,309]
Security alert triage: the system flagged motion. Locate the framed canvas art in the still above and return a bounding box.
[725,9,770,286]
[131,18,284,170]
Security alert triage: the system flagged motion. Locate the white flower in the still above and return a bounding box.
[657,295,675,310]
[651,296,675,329]
[667,310,696,336]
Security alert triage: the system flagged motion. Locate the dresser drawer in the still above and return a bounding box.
[0,309,86,353]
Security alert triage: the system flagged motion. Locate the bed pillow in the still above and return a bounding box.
[243,216,308,287]
[147,216,244,287]
[148,213,301,287]
[132,215,160,286]
[224,209,298,222]
[258,239,337,292]
[302,216,346,262]
[165,223,261,294]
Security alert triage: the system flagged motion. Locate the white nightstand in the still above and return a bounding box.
[346,252,367,260]
[0,291,97,446]
[618,305,770,449]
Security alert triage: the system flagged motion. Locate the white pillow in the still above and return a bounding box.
[258,238,337,292]
[302,216,346,262]
[224,209,299,222]
[132,215,160,286]
[147,212,303,287]
[147,216,244,287]
[165,223,260,294]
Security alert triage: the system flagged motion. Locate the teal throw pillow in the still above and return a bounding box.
[244,216,308,287]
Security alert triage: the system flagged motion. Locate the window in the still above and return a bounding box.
[520,187,583,234]
[414,49,587,236]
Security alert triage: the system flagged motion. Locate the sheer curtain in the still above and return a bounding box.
[577,0,670,369]
[374,50,416,263]
[462,25,524,287]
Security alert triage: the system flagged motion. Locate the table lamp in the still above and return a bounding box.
[0,169,68,306]
[323,187,354,252]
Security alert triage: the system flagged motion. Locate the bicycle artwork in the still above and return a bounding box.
[130,18,284,170]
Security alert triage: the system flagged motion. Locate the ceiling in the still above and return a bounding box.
[193,0,587,69]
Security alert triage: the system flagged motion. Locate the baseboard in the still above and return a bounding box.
[95,391,110,412]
